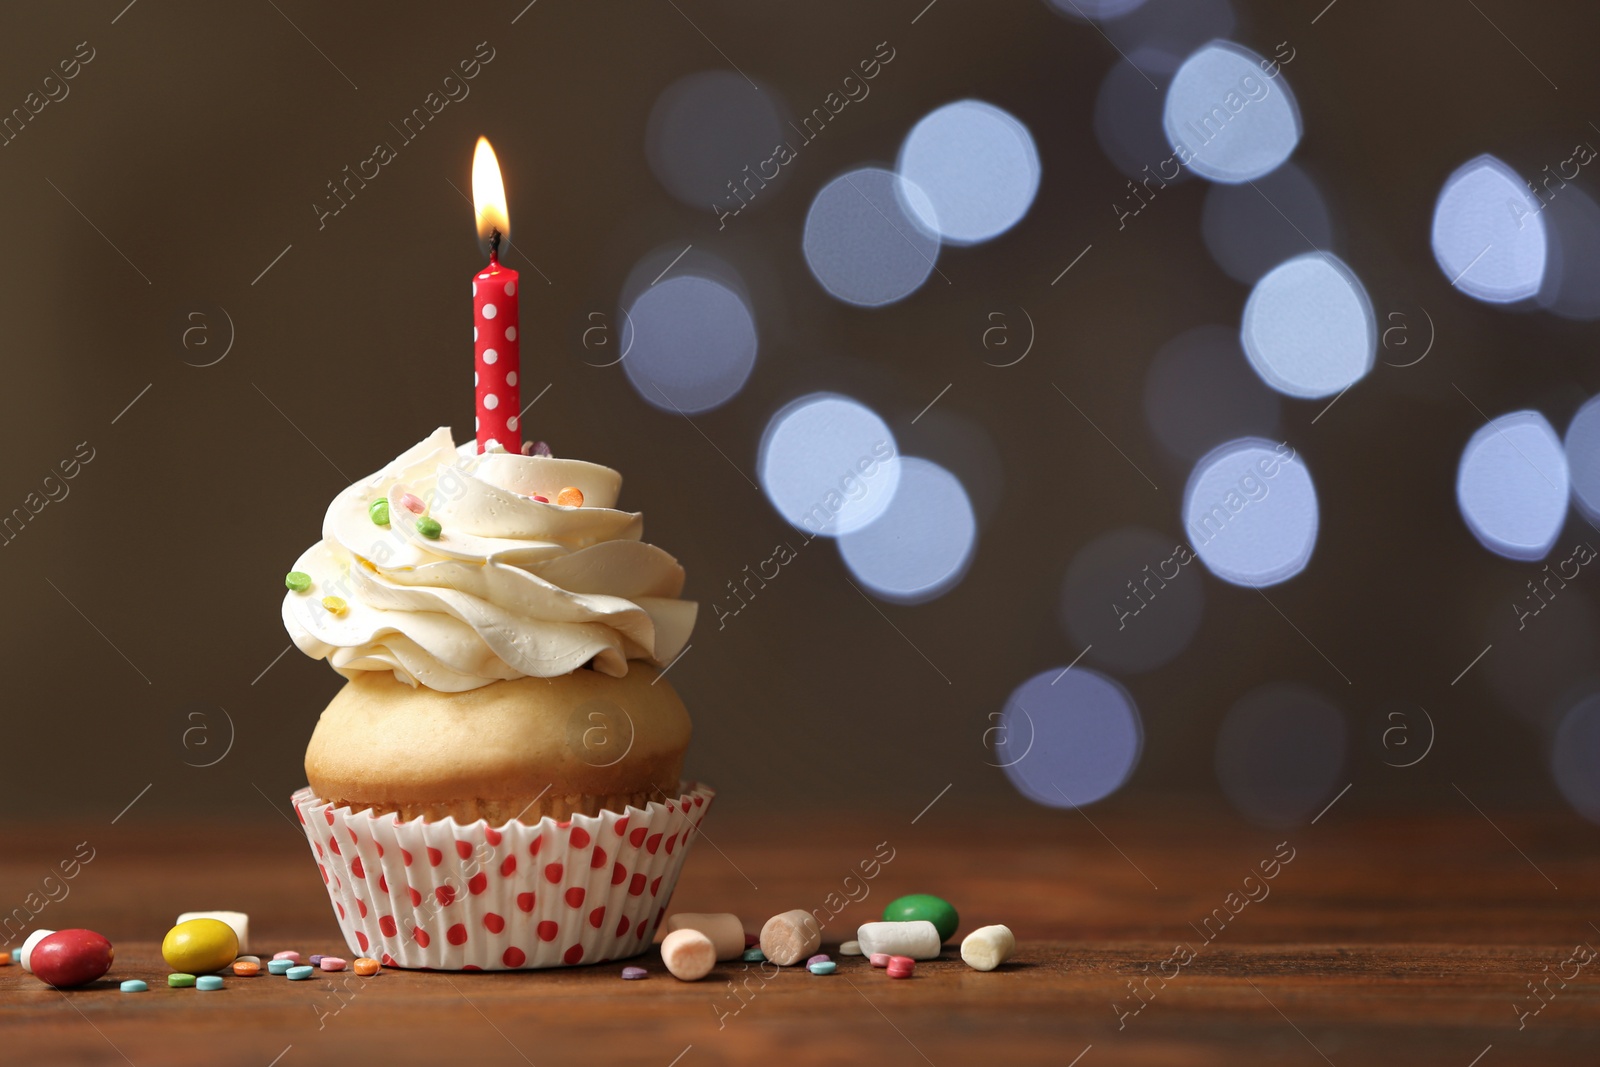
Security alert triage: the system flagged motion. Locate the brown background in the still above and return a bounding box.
[0,0,1597,829]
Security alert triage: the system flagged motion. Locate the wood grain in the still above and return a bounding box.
[3,805,1598,1065]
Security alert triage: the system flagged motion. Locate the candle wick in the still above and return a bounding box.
[489,228,502,261]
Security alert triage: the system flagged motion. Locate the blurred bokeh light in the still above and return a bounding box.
[1456,410,1568,561]
[1184,437,1319,587]
[645,70,790,212]
[1163,41,1300,184]
[621,273,757,414]
[1215,683,1347,826]
[759,393,902,537]
[839,457,977,604]
[803,167,941,306]
[996,668,1144,809]
[1431,155,1547,304]
[1201,162,1333,284]
[896,100,1041,245]
[1060,526,1205,672]
[1240,252,1375,399]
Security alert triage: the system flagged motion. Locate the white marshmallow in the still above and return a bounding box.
[960,925,1016,971]
[856,921,941,960]
[19,928,56,973]
[660,913,745,961]
[839,940,863,956]
[660,928,717,981]
[177,911,250,954]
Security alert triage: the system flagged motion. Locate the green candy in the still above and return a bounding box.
[883,894,959,942]
[168,973,196,988]
[415,516,442,540]
[369,498,390,526]
[284,571,312,593]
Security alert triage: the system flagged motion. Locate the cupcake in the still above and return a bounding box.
[282,428,710,969]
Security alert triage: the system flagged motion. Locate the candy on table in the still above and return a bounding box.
[759,910,822,966]
[620,966,648,981]
[271,951,301,963]
[741,948,765,963]
[195,976,225,991]
[168,973,196,988]
[744,933,759,949]
[120,980,148,993]
[176,911,250,954]
[353,958,380,977]
[806,954,830,967]
[235,955,261,965]
[660,913,745,961]
[284,571,311,592]
[162,919,239,975]
[308,955,324,967]
[0,951,10,965]
[869,953,891,968]
[839,940,863,956]
[660,929,717,982]
[556,486,584,507]
[808,961,837,975]
[882,894,960,942]
[28,929,115,988]
[232,960,260,977]
[320,957,347,972]
[959,925,1016,972]
[267,959,294,976]
[286,965,315,981]
[886,955,916,979]
[19,928,56,972]
[855,921,941,961]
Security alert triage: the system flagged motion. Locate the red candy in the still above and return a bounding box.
[30,929,114,988]
[869,952,892,968]
[886,955,915,979]
[744,933,759,949]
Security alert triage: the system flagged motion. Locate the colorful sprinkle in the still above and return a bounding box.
[525,441,552,457]
[320,957,347,972]
[621,966,648,980]
[744,934,759,950]
[807,954,831,967]
[267,959,293,975]
[354,958,380,976]
[287,965,315,981]
[167,973,196,988]
[308,955,323,967]
[742,947,765,962]
[840,940,863,956]
[869,953,891,968]
[415,516,442,539]
[0,951,10,965]
[285,571,311,593]
[232,960,260,976]
[886,955,916,979]
[532,494,549,503]
[369,499,390,526]
[120,979,148,992]
[196,975,224,991]
[321,596,347,615]
[808,961,837,975]
[556,487,584,507]
[401,493,426,515]
[271,951,300,962]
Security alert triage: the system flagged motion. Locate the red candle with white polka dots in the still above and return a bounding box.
[471,137,521,453]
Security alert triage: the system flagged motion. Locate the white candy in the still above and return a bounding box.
[660,913,745,961]
[18,929,56,973]
[660,928,717,981]
[856,921,941,961]
[177,911,250,954]
[839,940,863,956]
[960,925,1016,971]
[760,910,822,966]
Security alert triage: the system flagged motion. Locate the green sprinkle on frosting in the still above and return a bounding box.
[369,498,390,526]
[415,516,442,540]
[285,571,312,593]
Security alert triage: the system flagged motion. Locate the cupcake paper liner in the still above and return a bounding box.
[291,782,714,970]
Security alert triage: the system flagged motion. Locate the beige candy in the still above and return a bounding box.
[959,924,1016,971]
[759,909,822,966]
[856,920,941,960]
[660,913,745,961]
[839,940,863,956]
[660,929,717,981]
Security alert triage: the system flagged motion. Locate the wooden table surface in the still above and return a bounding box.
[3,803,1598,1065]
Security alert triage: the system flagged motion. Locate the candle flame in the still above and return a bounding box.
[472,136,509,244]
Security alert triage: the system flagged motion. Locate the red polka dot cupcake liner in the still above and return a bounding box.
[291,782,715,971]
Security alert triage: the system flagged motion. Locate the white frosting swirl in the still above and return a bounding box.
[283,428,696,691]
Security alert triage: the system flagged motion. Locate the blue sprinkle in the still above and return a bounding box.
[808,961,837,975]
[742,948,765,962]
[196,975,225,991]
[267,959,293,975]
[286,965,315,981]
[120,979,148,993]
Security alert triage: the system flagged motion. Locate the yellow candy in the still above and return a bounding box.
[322,596,347,615]
[161,919,239,975]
